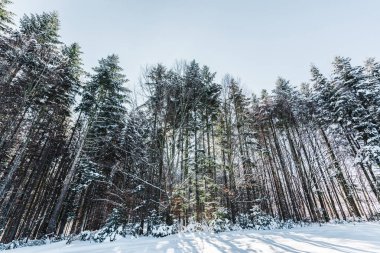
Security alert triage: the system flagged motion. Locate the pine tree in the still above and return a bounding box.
[0,0,14,31]
[72,54,130,231]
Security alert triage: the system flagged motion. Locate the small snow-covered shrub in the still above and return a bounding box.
[79,230,93,241]
[0,237,48,250]
[144,210,178,237]
[151,223,177,237]
[237,205,279,230]
[250,206,275,230]
[279,219,296,229]
[237,213,253,229]
[181,217,205,233]
[87,208,143,242]
[369,212,380,221]
[209,207,232,233]
[209,218,232,233]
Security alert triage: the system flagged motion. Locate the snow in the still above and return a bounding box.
[8,222,380,253]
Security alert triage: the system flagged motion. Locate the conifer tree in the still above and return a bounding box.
[0,0,13,31]
[71,54,130,231]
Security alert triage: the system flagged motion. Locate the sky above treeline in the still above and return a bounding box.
[9,0,380,95]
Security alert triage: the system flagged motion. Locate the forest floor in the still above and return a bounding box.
[7,222,380,253]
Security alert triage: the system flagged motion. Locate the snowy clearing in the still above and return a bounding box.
[7,222,380,253]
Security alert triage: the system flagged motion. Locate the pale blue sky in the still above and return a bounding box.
[9,0,380,95]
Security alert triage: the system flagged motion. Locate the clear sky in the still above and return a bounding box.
[8,0,380,95]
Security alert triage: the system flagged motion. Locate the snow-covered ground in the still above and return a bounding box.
[8,222,380,253]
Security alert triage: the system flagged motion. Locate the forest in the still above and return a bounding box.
[1,1,380,244]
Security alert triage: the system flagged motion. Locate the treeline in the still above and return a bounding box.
[1,3,380,243]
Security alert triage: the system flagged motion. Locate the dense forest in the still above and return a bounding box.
[1,2,380,244]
